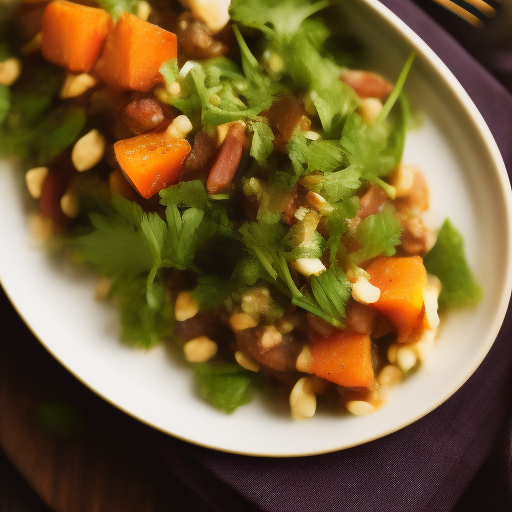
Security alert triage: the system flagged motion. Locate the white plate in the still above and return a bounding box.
[1,0,511,457]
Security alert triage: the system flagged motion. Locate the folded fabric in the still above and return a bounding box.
[136,1,512,510]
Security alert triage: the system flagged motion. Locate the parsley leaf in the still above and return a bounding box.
[423,218,483,311]
[311,81,357,138]
[193,274,234,311]
[229,0,329,39]
[112,276,174,349]
[293,263,351,327]
[192,362,257,413]
[351,208,402,264]
[250,120,274,168]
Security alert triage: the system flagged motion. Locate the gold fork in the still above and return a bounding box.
[431,0,500,26]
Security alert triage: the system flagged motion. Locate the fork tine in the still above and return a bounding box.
[431,0,483,26]
[464,0,497,17]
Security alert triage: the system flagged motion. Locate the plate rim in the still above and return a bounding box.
[1,0,512,457]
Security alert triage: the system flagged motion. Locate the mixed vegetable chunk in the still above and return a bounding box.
[0,0,483,418]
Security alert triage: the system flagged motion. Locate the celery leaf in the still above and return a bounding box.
[424,218,483,311]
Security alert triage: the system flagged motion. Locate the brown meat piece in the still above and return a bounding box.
[262,95,310,150]
[207,122,246,194]
[182,130,217,179]
[357,184,388,219]
[121,96,166,134]
[235,328,300,373]
[176,13,227,61]
[340,70,393,99]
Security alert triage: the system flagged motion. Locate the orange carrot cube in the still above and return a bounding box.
[94,13,177,92]
[41,1,113,73]
[366,256,427,341]
[114,133,191,199]
[309,331,374,388]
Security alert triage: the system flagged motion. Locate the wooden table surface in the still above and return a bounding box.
[0,287,206,512]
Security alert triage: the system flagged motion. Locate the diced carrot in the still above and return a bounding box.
[94,13,177,92]
[308,331,374,388]
[114,133,191,199]
[41,1,113,73]
[366,256,427,341]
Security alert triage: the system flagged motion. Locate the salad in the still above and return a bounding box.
[0,0,483,419]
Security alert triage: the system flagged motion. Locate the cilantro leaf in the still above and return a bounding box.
[160,180,210,210]
[239,213,302,298]
[423,218,483,311]
[311,81,357,138]
[293,263,351,327]
[250,121,274,168]
[192,362,257,413]
[96,0,140,21]
[36,107,86,165]
[351,208,402,264]
[229,0,329,39]
[112,276,174,349]
[193,274,234,311]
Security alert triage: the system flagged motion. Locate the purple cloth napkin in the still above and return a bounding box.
[134,1,512,511]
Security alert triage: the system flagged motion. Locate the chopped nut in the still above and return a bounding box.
[304,130,321,141]
[60,73,97,99]
[358,97,383,125]
[387,342,399,364]
[25,167,48,199]
[351,277,381,305]
[423,275,441,329]
[241,287,273,319]
[229,312,258,331]
[377,364,402,388]
[0,57,21,86]
[184,0,231,33]
[60,191,80,219]
[234,351,260,372]
[136,0,152,20]
[412,329,436,364]
[391,163,415,198]
[290,258,326,278]
[260,325,282,350]
[290,377,316,420]
[345,400,375,416]
[165,115,193,139]
[296,344,312,373]
[183,336,217,363]
[276,319,294,334]
[396,346,417,372]
[166,81,181,96]
[72,129,106,172]
[175,291,200,322]
[306,190,334,214]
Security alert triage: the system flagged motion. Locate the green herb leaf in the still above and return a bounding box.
[193,274,234,311]
[293,263,351,327]
[250,121,274,168]
[160,180,210,211]
[192,362,257,413]
[423,218,483,311]
[112,276,174,349]
[351,208,402,264]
